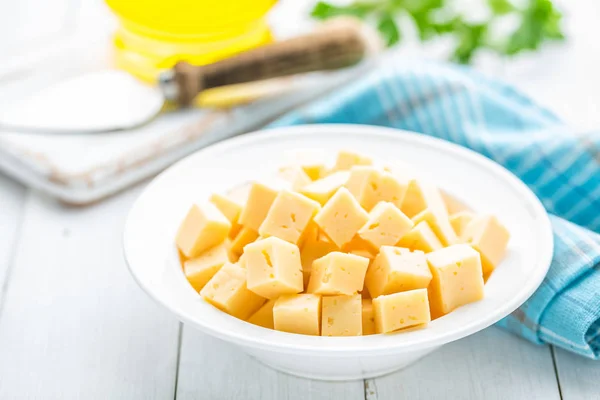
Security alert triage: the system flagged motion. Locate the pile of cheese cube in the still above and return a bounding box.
[175,150,510,336]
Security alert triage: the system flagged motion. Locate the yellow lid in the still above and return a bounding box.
[106,0,277,35]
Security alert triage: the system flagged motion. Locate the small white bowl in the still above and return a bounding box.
[123,124,553,381]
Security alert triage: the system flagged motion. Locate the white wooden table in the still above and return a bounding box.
[1,1,599,399]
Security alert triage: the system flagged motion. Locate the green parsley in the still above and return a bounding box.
[310,0,565,64]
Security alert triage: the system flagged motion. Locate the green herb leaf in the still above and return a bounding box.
[309,0,565,64]
[377,14,401,46]
[488,0,516,15]
[452,21,488,64]
[311,1,373,20]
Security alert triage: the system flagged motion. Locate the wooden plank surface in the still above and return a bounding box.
[366,327,561,400]
[555,347,600,400]
[176,326,365,400]
[0,187,181,399]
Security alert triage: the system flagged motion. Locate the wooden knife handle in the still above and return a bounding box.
[164,19,378,106]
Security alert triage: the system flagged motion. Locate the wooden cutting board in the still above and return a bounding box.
[0,35,371,204]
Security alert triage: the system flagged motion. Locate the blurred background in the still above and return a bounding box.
[1,0,599,204]
[1,0,598,128]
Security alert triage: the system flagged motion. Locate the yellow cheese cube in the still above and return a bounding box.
[229,226,259,255]
[365,246,432,298]
[333,150,373,171]
[300,237,338,287]
[342,235,377,257]
[176,202,231,258]
[224,239,239,263]
[349,248,377,260]
[247,299,276,329]
[244,236,303,299]
[307,252,369,295]
[227,182,251,204]
[299,221,320,249]
[400,179,452,218]
[300,171,350,205]
[314,187,369,248]
[449,211,475,236]
[345,167,406,211]
[321,294,362,336]
[397,221,443,253]
[239,180,287,231]
[373,289,431,333]
[442,191,470,215]
[284,149,327,180]
[278,166,312,190]
[210,193,244,239]
[273,294,322,335]
[362,299,376,335]
[209,193,242,224]
[412,208,457,246]
[178,249,187,266]
[378,171,408,209]
[360,282,371,299]
[358,202,414,249]
[426,244,485,319]
[258,190,321,245]
[200,262,266,320]
[183,242,230,291]
[460,215,510,279]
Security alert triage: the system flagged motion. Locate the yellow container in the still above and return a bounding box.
[106,0,277,83]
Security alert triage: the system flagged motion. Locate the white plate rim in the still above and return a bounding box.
[123,124,553,355]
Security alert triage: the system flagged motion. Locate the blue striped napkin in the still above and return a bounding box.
[269,59,600,359]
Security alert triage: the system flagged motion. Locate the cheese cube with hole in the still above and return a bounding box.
[332,150,373,171]
[307,252,369,295]
[247,299,276,329]
[365,246,432,298]
[244,237,303,299]
[321,294,362,336]
[239,180,288,231]
[412,208,457,246]
[345,167,406,211]
[200,262,266,320]
[396,221,443,253]
[300,171,350,205]
[259,190,321,245]
[426,244,485,319]
[300,236,338,287]
[460,215,510,279]
[450,211,475,236]
[183,242,230,291]
[210,193,243,239]
[273,294,322,335]
[358,201,414,249]
[176,202,231,258]
[362,298,376,335]
[314,187,369,248]
[373,289,431,333]
[229,226,259,255]
[278,166,312,190]
[344,166,380,211]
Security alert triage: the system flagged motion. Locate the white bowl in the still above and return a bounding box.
[123,124,553,381]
